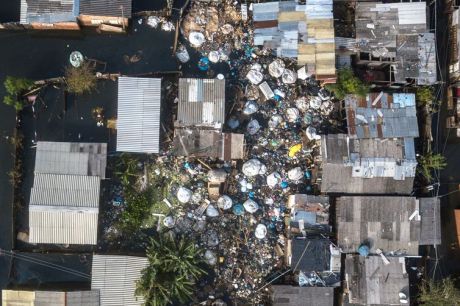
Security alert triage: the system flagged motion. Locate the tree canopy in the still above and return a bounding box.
[417,152,447,182]
[325,68,369,100]
[136,233,207,306]
[64,61,97,94]
[3,76,34,110]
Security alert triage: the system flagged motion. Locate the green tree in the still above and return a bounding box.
[136,234,207,306]
[419,278,460,305]
[417,152,447,181]
[325,68,369,100]
[416,86,434,106]
[3,76,34,110]
[64,61,97,94]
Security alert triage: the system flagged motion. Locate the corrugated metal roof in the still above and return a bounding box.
[29,208,98,244]
[320,134,416,194]
[30,173,100,207]
[35,141,107,178]
[20,0,77,24]
[172,129,244,160]
[28,172,100,245]
[345,255,409,305]
[91,255,148,306]
[272,286,334,306]
[79,0,131,17]
[345,93,419,139]
[117,77,162,153]
[253,0,335,78]
[176,78,225,128]
[337,196,420,254]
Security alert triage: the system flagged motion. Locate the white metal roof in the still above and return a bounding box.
[91,255,149,306]
[29,208,98,245]
[117,77,162,153]
[30,173,100,207]
[35,141,107,178]
[28,173,100,245]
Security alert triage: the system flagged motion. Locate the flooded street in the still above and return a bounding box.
[0,1,178,288]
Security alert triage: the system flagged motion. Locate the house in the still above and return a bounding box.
[19,0,131,31]
[35,141,107,178]
[271,286,334,306]
[337,196,441,254]
[286,195,340,286]
[320,134,416,194]
[354,2,436,85]
[176,78,225,129]
[28,141,106,245]
[172,129,244,160]
[290,238,341,286]
[344,255,410,305]
[252,0,336,81]
[345,93,419,139]
[116,77,162,154]
[91,255,148,306]
[2,289,99,306]
[287,194,330,234]
[173,78,245,160]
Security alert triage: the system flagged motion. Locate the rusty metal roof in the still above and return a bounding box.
[176,79,225,129]
[345,93,419,139]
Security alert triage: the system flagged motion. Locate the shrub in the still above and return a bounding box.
[64,62,97,94]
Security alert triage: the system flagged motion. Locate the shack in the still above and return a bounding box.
[19,0,131,31]
[116,77,162,154]
[91,255,148,306]
[320,134,416,194]
[28,141,107,245]
[173,78,245,160]
[345,93,419,139]
[336,196,421,255]
[172,129,244,160]
[252,0,336,81]
[344,255,410,305]
[354,2,436,85]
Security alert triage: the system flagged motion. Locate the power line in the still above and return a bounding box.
[0,249,91,279]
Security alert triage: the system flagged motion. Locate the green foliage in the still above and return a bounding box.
[136,234,207,306]
[115,155,171,234]
[417,152,447,181]
[325,68,369,100]
[65,62,97,94]
[416,86,434,106]
[3,76,34,110]
[418,278,460,306]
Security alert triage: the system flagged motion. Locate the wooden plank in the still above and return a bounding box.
[316,52,335,62]
[297,54,316,64]
[278,11,305,22]
[298,43,315,54]
[314,28,335,39]
[306,18,333,28]
[316,43,335,53]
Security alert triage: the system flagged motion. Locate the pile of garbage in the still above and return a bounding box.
[180,0,250,65]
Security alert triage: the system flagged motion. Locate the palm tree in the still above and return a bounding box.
[136,233,207,306]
